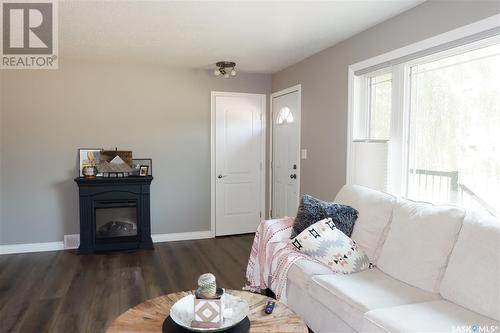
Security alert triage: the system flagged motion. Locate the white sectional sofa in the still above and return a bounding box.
[283,185,500,333]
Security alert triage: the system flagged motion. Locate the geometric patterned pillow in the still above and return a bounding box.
[291,218,372,274]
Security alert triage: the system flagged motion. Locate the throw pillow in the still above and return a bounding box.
[291,218,371,274]
[290,194,358,238]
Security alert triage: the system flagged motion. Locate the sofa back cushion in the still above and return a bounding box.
[440,211,500,321]
[377,198,465,292]
[334,184,396,262]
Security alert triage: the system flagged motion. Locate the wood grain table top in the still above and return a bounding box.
[106,289,308,333]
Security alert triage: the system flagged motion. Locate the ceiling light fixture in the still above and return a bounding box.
[214,61,237,78]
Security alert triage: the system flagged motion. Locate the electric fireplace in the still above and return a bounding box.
[74,176,153,254]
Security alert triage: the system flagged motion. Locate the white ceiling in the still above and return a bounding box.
[59,0,425,73]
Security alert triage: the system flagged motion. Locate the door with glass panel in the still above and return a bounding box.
[272,89,300,218]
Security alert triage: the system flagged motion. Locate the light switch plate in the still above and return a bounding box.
[301,149,307,159]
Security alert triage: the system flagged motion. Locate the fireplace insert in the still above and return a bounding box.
[95,201,138,239]
[75,176,153,254]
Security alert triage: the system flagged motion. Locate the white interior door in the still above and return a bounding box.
[272,89,300,218]
[213,92,265,236]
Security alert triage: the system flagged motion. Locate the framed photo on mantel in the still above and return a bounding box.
[132,159,152,176]
[78,148,103,177]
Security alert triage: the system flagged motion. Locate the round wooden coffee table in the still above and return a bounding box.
[106,289,308,333]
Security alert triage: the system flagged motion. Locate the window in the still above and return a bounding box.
[354,71,392,140]
[276,106,294,125]
[351,70,392,192]
[407,42,500,212]
[349,34,499,216]
[369,72,392,140]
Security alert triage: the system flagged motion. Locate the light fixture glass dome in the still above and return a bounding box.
[231,69,237,76]
[214,69,221,76]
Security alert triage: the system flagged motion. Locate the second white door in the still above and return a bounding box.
[213,92,265,236]
[272,89,301,218]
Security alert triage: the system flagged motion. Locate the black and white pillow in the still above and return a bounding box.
[290,195,358,239]
[292,218,371,274]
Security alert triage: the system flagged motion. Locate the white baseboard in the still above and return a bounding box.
[152,230,214,243]
[0,241,64,255]
[0,230,215,255]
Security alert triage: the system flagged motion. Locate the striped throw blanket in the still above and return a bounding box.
[244,217,326,303]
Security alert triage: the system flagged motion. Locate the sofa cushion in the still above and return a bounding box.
[334,185,396,262]
[291,194,358,238]
[377,199,465,292]
[440,211,500,321]
[362,300,500,333]
[287,279,357,333]
[309,268,440,332]
[287,259,333,290]
[292,218,371,274]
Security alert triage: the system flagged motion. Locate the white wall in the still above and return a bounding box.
[0,60,271,245]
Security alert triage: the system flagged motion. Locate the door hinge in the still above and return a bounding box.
[260,212,262,218]
[269,210,272,218]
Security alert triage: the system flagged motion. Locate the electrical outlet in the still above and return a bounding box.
[64,234,80,249]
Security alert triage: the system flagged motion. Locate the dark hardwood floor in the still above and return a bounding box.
[0,234,254,333]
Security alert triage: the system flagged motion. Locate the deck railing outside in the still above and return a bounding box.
[408,169,459,204]
[408,169,496,216]
[458,183,498,216]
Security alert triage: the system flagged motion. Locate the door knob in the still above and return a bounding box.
[290,174,297,179]
[218,174,226,179]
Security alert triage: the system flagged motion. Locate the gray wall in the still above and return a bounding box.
[2,1,499,245]
[272,1,500,201]
[0,60,271,244]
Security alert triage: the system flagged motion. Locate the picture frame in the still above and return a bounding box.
[132,158,152,176]
[78,148,103,177]
[100,149,133,166]
[139,165,149,177]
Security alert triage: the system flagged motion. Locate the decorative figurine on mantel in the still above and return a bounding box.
[192,273,224,329]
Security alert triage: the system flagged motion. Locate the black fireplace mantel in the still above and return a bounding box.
[75,176,153,254]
